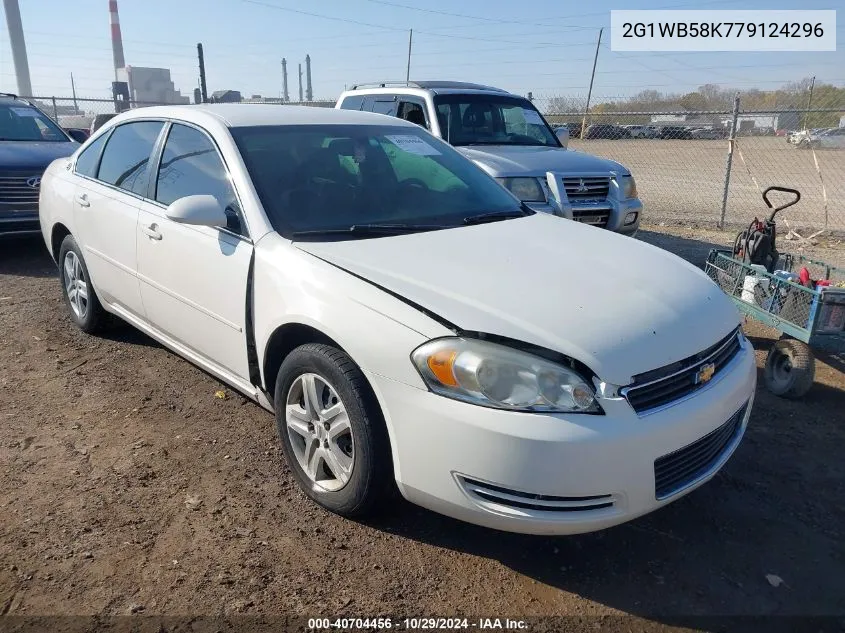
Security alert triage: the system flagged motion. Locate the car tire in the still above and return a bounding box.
[58,235,107,334]
[764,338,814,399]
[274,343,393,517]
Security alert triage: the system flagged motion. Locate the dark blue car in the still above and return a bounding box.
[0,94,82,236]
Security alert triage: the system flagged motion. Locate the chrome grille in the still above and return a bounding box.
[459,476,615,513]
[623,328,743,414]
[0,171,41,209]
[563,176,610,201]
[572,209,609,228]
[654,402,747,499]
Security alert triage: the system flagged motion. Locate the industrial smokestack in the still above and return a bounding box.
[2,0,33,96]
[281,58,289,102]
[305,54,313,102]
[298,63,303,103]
[109,0,126,80]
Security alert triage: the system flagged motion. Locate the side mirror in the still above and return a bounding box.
[555,126,569,149]
[67,129,89,143]
[165,195,228,228]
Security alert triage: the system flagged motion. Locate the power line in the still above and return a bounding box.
[240,0,406,31]
[359,0,596,30]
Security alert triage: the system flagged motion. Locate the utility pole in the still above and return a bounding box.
[70,73,78,112]
[197,43,208,103]
[802,75,816,131]
[406,29,413,84]
[581,27,603,140]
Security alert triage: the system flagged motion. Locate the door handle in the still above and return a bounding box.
[75,194,90,207]
[142,223,162,241]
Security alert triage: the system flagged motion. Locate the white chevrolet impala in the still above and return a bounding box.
[39,105,756,535]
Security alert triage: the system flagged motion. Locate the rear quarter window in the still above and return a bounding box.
[338,95,364,110]
[74,133,109,178]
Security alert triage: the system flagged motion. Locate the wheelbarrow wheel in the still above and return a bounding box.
[764,339,814,398]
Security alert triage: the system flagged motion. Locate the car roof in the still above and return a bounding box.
[0,93,33,105]
[344,80,517,98]
[106,104,418,129]
[349,80,507,93]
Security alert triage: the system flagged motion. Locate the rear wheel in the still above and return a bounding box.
[58,235,107,334]
[764,339,814,398]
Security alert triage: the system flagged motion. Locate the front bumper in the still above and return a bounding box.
[0,211,40,236]
[369,337,756,535]
[522,172,642,236]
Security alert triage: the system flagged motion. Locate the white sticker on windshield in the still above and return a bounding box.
[10,107,40,118]
[523,108,545,125]
[386,134,441,156]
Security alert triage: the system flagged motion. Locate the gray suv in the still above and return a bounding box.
[336,81,642,235]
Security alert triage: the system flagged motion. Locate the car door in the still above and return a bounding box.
[136,121,253,382]
[73,121,165,317]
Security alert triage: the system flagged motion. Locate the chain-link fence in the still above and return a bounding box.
[21,91,845,233]
[21,95,337,124]
[537,91,845,232]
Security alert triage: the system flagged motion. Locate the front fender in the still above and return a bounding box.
[252,234,451,392]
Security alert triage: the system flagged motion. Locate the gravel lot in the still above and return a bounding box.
[1,226,844,628]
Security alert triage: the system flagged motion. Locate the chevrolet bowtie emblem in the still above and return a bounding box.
[695,362,716,385]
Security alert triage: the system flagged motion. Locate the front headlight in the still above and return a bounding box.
[495,177,546,202]
[411,338,599,413]
[621,175,638,199]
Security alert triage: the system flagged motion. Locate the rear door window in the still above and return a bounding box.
[97,121,164,196]
[366,95,398,117]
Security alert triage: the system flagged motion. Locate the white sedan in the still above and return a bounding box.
[39,105,756,535]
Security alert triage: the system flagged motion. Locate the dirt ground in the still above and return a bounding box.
[1,225,845,630]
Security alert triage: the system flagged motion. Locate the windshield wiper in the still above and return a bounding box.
[291,223,447,239]
[463,206,533,225]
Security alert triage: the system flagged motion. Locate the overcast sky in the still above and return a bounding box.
[1,0,842,102]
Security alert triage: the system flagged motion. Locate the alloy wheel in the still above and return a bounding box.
[63,251,89,320]
[285,373,354,492]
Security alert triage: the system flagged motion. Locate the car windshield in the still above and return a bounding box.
[231,124,526,240]
[433,94,559,148]
[0,102,69,142]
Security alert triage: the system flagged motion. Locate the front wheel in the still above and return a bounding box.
[274,343,393,517]
[764,338,814,398]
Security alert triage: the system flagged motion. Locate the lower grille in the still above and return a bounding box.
[459,476,614,513]
[572,209,609,228]
[0,171,41,210]
[654,403,747,499]
[624,328,743,414]
[563,176,610,202]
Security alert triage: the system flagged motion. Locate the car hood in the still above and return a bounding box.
[0,141,78,170]
[294,214,739,385]
[454,144,626,177]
